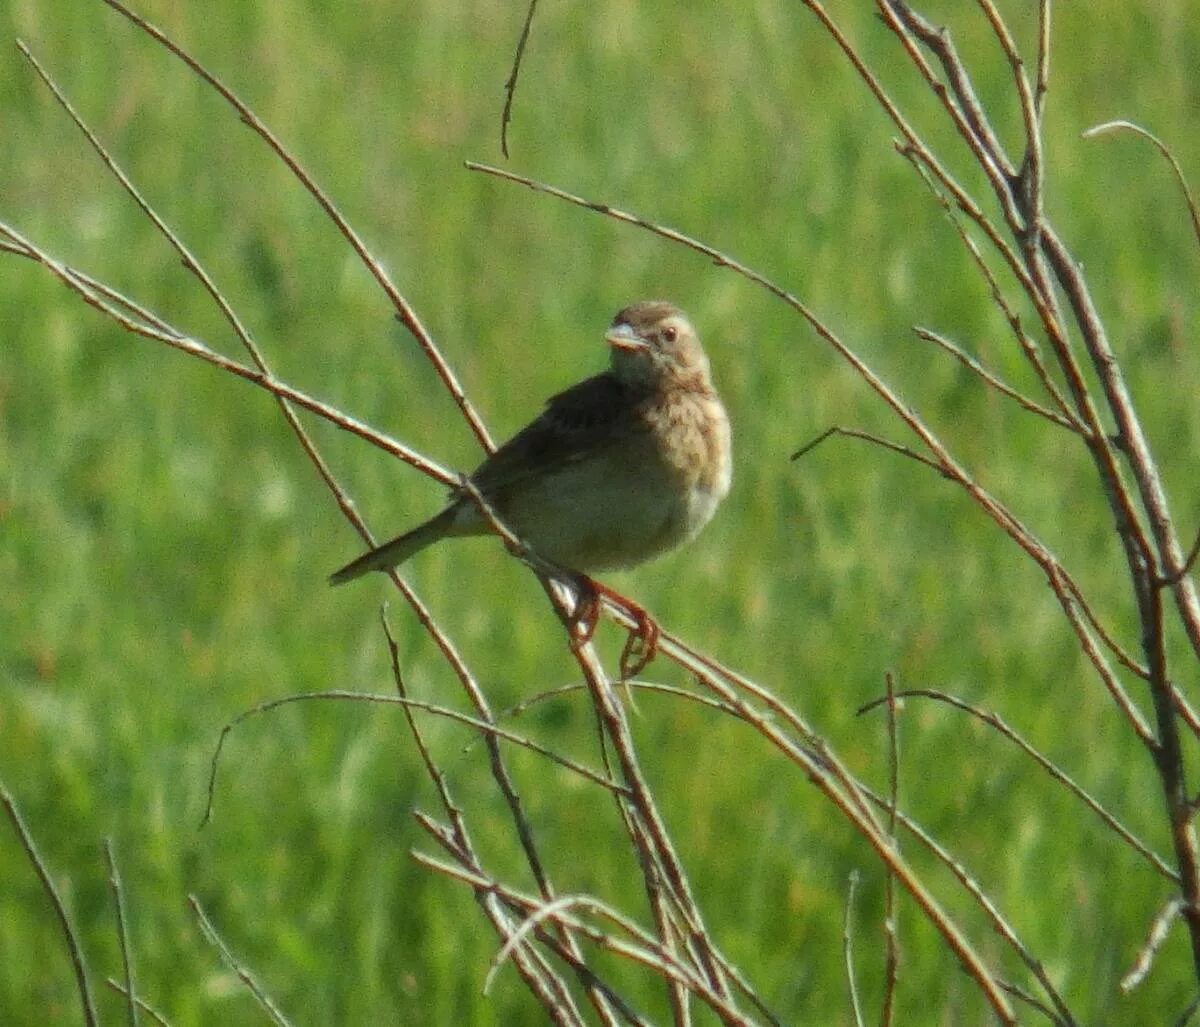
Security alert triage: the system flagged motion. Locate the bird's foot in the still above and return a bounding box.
[568,575,660,679]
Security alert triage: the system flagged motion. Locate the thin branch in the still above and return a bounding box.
[484,894,695,1002]
[800,0,1036,330]
[412,819,611,1026]
[1160,525,1200,589]
[496,680,739,725]
[500,0,540,158]
[202,689,628,827]
[1034,1,1052,122]
[996,979,1065,1026]
[631,639,1019,1021]
[188,896,293,1027]
[1,233,195,336]
[1,787,98,1027]
[524,639,1077,1024]
[103,980,173,1027]
[852,779,1077,1026]
[822,5,1162,634]
[902,147,1081,428]
[381,619,603,1018]
[860,7,1165,637]
[843,871,866,1027]
[880,674,900,1027]
[886,2,1015,179]
[975,0,1045,235]
[12,38,395,571]
[96,0,495,452]
[912,326,1076,432]
[858,688,1176,882]
[416,853,757,1025]
[104,839,139,1027]
[381,615,470,850]
[0,220,454,486]
[1083,120,1200,258]
[383,620,595,1027]
[1171,684,1200,744]
[791,425,951,478]
[1121,896,1183,993]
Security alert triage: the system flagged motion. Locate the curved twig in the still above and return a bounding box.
[1084,120,1200,258]
[202,689,629,827]
[500,0,540,158]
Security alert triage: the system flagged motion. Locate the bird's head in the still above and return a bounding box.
[605,301,712,392]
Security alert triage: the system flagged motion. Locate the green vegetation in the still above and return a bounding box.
[3,0,1199,1022]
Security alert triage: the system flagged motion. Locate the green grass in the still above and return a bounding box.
[3,0,1200,1022]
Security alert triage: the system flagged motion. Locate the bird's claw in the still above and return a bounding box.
[618,610,659,680]
[569,587,602,649]
[568,575,660,679]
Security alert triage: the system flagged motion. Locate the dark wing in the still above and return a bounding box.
[464,372,639,497]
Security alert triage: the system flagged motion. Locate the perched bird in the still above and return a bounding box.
[329,301,731,664]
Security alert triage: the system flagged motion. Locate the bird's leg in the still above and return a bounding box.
[567,576,603,648]
[567,574,660,679]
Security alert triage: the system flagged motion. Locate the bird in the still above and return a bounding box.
[329,300,731,670]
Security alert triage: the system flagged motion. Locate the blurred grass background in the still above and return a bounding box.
[2,0,1199,1022]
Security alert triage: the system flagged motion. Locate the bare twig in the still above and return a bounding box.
[1161,528,1200,589]
[497,680,739,724]
[1034,1,1052,121]
[97,0,495,452]
[843,871,866,1027]
[484,893,703,1003]
[975,0,1045,235]
[1171,685,1200,745]
[885,2,1015,179]
[413,851,761,1025]
[880,673,900,1027]
[996,979,1065,1026]
[202,688,628,827]
[791,425,951,478]
[103,980,173,1027]
[390,649,592,1025]
[836,8,1167,678]
[852,778,1077,1025]
[901,148,1080,428]
[500,0,540,158]
[1,787,98,1027]
[104,839,139,1027]
[502,642,1076,1024]
[0,221,454,486]
[912,326,1076,432]
[1121,896,1183,992]
[629,638,1018,1021]
[858,688,1177,882]
[188,896,292,1026]
[1084,120,1200,257]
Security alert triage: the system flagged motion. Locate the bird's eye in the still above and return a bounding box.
[661,326,678,343]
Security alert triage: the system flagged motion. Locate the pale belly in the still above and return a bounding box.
[468,451,723,572]
[450,392,731,573]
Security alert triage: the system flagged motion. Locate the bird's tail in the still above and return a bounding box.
[328,507,459,585]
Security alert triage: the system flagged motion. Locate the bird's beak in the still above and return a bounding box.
[605,323,648,352]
